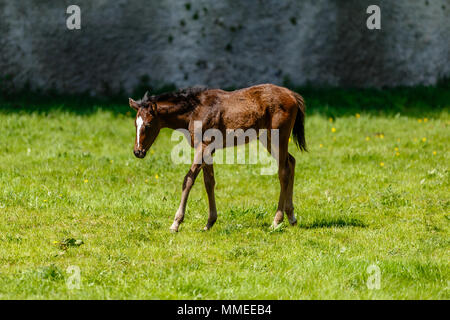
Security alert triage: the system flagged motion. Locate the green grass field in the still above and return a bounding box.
[0,87,448,299]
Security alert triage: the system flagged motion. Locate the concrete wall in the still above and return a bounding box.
[0,0,449,94]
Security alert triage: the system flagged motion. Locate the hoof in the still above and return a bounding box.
[271,222,282,230]
[288,217,297,226]
[169,223,179,232]
[203,223,215,231]
[203,219,216,231]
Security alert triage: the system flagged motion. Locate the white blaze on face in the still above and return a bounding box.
[136,116,144,148]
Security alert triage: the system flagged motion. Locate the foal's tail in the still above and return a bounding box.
[292,92,307,152]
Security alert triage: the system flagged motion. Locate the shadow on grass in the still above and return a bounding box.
[0,79,449,118]
[298,216,367,229]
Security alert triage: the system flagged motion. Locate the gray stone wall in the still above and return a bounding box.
[0,0,449,94]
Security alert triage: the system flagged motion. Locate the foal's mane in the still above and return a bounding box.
[141,87,208,113]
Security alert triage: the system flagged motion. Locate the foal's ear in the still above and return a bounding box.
[129,98,140,111]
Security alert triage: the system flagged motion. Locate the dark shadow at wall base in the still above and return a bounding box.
[0,81,449,119]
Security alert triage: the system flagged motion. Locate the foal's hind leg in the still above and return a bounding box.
[202,164,217,230]
[272,153,291,228]
[272,140,292,228]
[284,153,297,226]
[260,130,290,228]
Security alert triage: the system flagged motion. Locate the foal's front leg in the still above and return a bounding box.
[170,150,203,232]
[203,164,217,230]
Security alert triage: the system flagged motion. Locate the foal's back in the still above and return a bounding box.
[196,84,298,131]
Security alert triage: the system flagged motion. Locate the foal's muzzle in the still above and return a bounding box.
[134,149,147,158]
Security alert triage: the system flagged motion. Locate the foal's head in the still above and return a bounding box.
[129,92,161,158]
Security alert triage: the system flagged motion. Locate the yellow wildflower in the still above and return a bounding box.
[331,127,336,133]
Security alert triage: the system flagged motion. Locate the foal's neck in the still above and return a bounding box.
[157,101,193,130]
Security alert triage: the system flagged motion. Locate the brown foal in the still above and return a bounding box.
[129,84,306,232]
